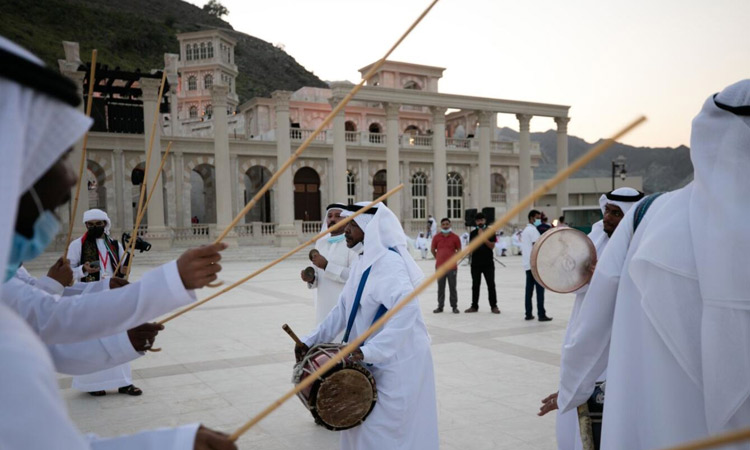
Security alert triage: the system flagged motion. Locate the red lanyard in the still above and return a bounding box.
[97,248,109,270]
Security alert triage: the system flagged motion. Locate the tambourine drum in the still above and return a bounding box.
[292,343,377,431]
[530,227,596,293]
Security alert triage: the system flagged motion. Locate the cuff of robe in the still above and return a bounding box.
[163,260,197,304]
[34,276,65,296]
[170,423,200,450]
[106,331,143,361]
[360,346,380,365]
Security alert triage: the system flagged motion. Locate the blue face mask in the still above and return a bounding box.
[5,188,61,282]
[440,228,452,234]
[533,219,542,227]
[327,234,346,244]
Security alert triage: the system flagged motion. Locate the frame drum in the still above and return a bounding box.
[530,227,596,293]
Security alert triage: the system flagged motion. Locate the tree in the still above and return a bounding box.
[203,0,229,18]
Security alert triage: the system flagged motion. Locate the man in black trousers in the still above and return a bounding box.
[466,213,500,314]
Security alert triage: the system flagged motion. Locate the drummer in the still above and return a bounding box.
[537,187,643,450]
[295,202,439,450]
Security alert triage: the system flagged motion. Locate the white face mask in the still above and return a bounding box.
[350,241,364,253]
[440,228,452,234]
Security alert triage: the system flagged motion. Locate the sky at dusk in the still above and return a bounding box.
[187,0,750,147]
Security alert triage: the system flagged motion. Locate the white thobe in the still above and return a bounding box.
[308,237,356,327]
[67,235,125,280]
[521,224,540,270]
[302,251,439,450]
[556,221,609,450]
[0,302,198,449]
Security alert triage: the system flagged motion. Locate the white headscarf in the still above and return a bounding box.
[341,201,376,233]
[597,187,644,215]
[319,202,347,235]
[344,202,424,288]
[0,36,92,283]
[82,208,111,235]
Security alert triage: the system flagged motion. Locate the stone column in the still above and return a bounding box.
[431,107,448,220]
[361,159,370,201]
[517,113,533,220]
[112,149,126,234]
[140,78,169,248]
[384,102,401,218]
[329,95,347,203]
[230,154,239,218]
[477,111,492,209]
[211,85,235,243]
[59,69,87,237]
[555,117,571,218]
[272,91,297,247]
[173,150,185,228]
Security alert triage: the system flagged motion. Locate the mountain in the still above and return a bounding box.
[498,128,693,193]
[0,0,328,102]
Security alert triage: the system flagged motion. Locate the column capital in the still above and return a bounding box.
[140,77,163,102]
[271,90,292,112]
[516,113,532,131]
[211,84,230,107]
[383,102,400,119]
[328,97,346,116]
[113,148,123,156]
[476,110,493,127]
[430,106,447,124]
[554,116,571,133]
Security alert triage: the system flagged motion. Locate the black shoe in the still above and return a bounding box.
[538,316,553,322]
[465,307,478,313]
[525,315,535,321]
[491,307,501,314]
[452,307,460,314]
[433,308,444,313]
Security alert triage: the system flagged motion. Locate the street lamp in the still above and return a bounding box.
[611,155,627,190]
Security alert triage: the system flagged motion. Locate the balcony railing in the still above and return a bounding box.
[446,138,472,149]
[290,129,328,142]
[491,192,507,203]
[405,135,432,148]
[302,221,322,234]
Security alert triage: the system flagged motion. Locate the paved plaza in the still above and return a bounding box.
[36,247,573,449]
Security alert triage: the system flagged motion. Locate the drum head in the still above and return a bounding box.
[314,367,377,431]
[530,227,596,293]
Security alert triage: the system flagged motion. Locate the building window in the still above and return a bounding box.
[207,41,214,58]
[403,80,421,90]
[192,44,198,59]
[189,105,198,118]
[373,170,387,200]
[186,44,193,61]
[411,172,427,219]
[447,172,463,220]
[346,170,356,205]
[204,104,213,117]
[187,76,196,91]
[200,42,207,59]
[204,74,213,89]
[491,173,506,203]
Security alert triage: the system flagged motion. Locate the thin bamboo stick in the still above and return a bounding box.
[62,49,97,260]
[157,184,403,325]
[658,428,750,450]
[228,116,647,441]
[211,0,441,245]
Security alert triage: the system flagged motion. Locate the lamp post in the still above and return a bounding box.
[611,155,627,190]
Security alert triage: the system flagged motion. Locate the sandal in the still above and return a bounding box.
[88,391,106,397]
[117,385,143,396]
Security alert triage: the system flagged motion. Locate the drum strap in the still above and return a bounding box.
[633,192,664,232]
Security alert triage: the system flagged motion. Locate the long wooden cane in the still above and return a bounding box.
[227,116,647,441]
[658,427,750,450]
[62,49,97,259]
[156,184,403,325]
[211,0,441,246]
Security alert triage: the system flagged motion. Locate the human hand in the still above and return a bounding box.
[128,323,164,352]
[538,391,559,416]
[48,257,73,286]
[301,267,315,283]
[194,426,237,450]
[311,253,328,270]
[109,277,129,289]
[295,342,310,363]
[346,349,364,362]
[177,243,228,289]
[83,261,100,274]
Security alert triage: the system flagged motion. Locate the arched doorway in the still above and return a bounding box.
[373,169,387,201]
[190,163,217,223]
[411,172,427,219]
[369,122,383,143]
[244,165,273,223]
[86,160,107,211]
[447,172,464,220]
[345,121,357,142]
[491,173,507,203]
[294,167,321,221]
[404,125,420,135]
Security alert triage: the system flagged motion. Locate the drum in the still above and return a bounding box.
[292,343,377,431]
[530,227,597,293]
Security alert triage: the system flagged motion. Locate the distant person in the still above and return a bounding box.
[512,230,522,255]
[426,215,437,238]
[466,213,500,314]
[415,232,429,259]
[537,214,552,234]
[557,216,568,228]
[522,209,551,321]
[431,218,461,313]
[496,230,508,257]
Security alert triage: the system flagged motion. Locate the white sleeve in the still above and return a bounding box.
[47,332,141,375]
[2,260,197,345]
[322,261,349,284]
[302,290,348,347]
[87,424,199,450]
[67,239,85,281]
[35,276,65,296]
[557,212,635,413]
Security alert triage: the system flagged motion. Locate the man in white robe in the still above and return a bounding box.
[301,203,356,329]
[415,232,429,259]
[297,201,439,450]
[558,80,750,449]
[0,35,234,449]
[537,188,643,450]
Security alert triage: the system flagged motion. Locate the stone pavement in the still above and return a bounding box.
[47,247,574,449]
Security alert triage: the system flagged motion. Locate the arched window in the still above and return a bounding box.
[187,76,196,91]
[447,172,463,220]
[491,173,506,203]
[346,170,356,205]
[204,104,213,117]
[404,125,419,135]
[368,122,383,144]
[373,170,387,200]
[403,80,421,90]
[207,41,214,58]
[204,74,213,89]
[186,44,193,61]
[345,121,357,143]
[189,105,198,119]
[199,42,207,59]
[411,172,427,219]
